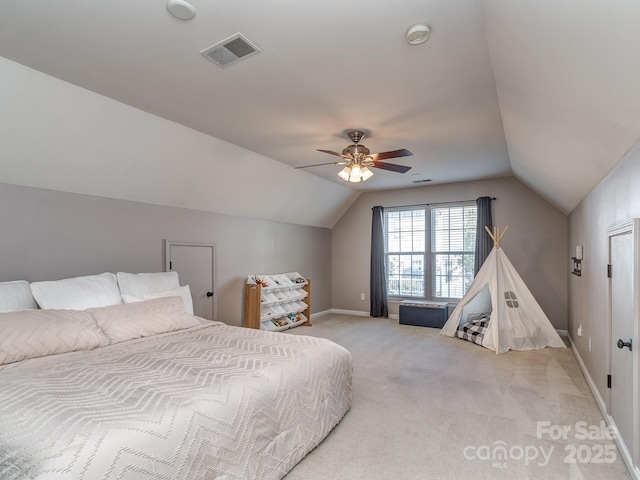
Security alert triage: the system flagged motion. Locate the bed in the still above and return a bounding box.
[0,273,352,480]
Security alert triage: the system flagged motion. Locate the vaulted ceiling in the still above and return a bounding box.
[1,0,639,227]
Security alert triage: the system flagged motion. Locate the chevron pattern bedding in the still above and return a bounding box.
[0,321,352,479]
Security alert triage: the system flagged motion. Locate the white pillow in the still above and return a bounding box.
[0,281,37,313]
[116,271,180,298]
[89,296,204,344]
[0,309,109,366]
[30,273,122,310]
[121,285,194,315]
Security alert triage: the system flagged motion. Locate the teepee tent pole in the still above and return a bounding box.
[484,225,509,248]
[485,226,497,245]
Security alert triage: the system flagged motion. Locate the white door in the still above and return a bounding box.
[166,242,215,320]
[608,220,639,470]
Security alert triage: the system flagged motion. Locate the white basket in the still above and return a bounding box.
[261,292,279,304]
[286,272,308,287]
[272,274,293,286]
[262,321,278,331]
[266,317,291,331]
[292,290,307,301]
[288,312,306,325]
[260,306,279,320]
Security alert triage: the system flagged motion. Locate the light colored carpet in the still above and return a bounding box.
[284,314,631,480]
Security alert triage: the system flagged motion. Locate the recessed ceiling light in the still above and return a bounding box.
[406,23,431,45]
[167,0,196,21]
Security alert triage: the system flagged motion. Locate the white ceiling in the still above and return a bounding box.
[1,0,640,219]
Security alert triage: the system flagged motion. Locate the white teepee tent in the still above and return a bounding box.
[440,226,565,354]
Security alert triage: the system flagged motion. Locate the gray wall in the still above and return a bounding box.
[0,183,332,327]
[332,176,569,329]
[568,137,640,400]
[0,175,571,332]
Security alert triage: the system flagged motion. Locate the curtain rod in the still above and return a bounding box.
[376,197,496,210]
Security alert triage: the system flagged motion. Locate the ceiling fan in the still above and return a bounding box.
[295,130,413,183]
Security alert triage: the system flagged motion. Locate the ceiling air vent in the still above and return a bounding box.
[200,33,261,67]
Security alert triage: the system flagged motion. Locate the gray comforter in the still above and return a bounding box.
[0,324,352,479]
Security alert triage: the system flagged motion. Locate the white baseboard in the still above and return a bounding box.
[330,309,369,317]
[568,335,639,480]
[329,309,398,320]
[310,309,332,319]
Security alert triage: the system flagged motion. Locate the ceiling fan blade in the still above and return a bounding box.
[295,160,348,169]
[368,149,413,161]
[371,161,412,174]
[317,149,350,158]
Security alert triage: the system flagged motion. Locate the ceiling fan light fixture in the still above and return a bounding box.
[338,166,352,181]
[349,164,363,182]
[338,164,372,183]
[406,23,431,45]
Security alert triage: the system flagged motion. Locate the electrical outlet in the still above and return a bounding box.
[577,324,582,336]
[360,293,365,301]
[588,337,592,352]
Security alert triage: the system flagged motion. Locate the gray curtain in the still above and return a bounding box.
[474,196,493,276]
[370,206,388,317]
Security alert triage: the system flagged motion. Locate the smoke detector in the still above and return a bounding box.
[201,33,261,67]
[406,23,431,45]
[166,0,196,21]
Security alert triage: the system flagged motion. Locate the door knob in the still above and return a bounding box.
[206,291,213,297]
[617,339,632,351]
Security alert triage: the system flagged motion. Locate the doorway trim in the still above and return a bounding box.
[165,240,217,321]
[607,219,640,475]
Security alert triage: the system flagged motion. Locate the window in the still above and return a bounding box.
[431,203,477,299]
[385,208,426,297]
[384,202,476,300]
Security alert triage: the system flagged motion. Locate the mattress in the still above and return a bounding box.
[0,322,352,479]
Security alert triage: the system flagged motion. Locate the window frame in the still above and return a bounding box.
[384,201,477,301]
[429,201,477,301]
[384,207,428,299]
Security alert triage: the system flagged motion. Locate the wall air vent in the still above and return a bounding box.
[200,33,261,67]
